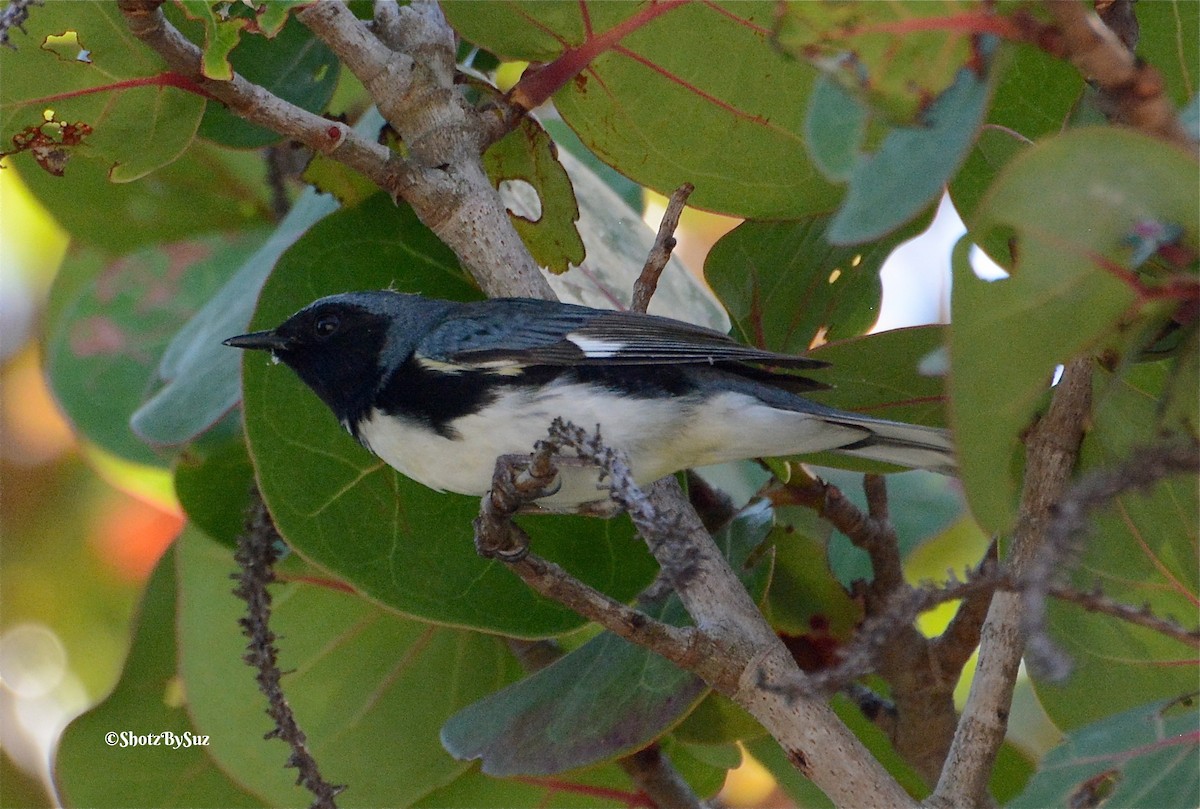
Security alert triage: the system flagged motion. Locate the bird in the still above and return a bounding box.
[224,291,955,510]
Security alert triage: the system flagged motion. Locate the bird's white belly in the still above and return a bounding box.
[355,382,843,508]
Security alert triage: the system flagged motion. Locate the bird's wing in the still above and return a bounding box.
[417,299,827,371]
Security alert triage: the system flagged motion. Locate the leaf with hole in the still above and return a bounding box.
[0,0,205,181]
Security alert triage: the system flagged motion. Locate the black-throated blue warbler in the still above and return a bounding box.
[224,291,955,509]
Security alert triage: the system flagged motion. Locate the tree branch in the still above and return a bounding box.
[295,0,555,300]
[930,356,1094,809]
[631,183,694,314]
[116,0,407,194]
[1045,0,1193,148]
[517,422,918,809]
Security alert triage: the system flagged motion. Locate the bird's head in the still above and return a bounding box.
[224,291,451,424]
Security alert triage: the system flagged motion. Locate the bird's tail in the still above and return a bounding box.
[822,414,957,475]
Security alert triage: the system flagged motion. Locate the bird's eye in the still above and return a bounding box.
[314,314,340,338]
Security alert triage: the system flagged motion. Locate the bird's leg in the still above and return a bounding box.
[473,444,563,561]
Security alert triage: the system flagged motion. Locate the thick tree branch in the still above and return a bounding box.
[1045,0,1193,148]
[295,0,554,300]
[930,357,1094,809]
[502,422,919,809]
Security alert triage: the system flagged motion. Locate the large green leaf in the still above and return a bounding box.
[173,436,255,548]
[14,142,272,254]
[1031,362,1199,729]
[705,214,923,353]
[242,195,657,635]
[949,127,1198,533]
[129,187,339,448]
[176,529,522,807]
[773,0,982,123]
[444,1,840,219]
[0,0,204,182]
[1138,0,1200,108]
[441,502,773,776]
[55,546,266,809]
[44,233,265,466]
[807,325,949,426]
[948,39,1082,256]
[825,40,996,245]
[1010,695,1200,809]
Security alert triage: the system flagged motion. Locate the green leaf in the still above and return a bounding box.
[445,1,841,219]
[174,0,309,82]
[804,75,869,182]
[670,692,766,745]
[948,127,1198,533]
[0,0,205,181]
[129,187,339,448]
[192,12,340,149]
[773,0,983,123]
[44,233,265,466]
[56,547,266,809]
[173,437,255,548]
[826,41,996,245]
[1031,362,1199,729]
[176,528,523,807]
[762,522,862,639]
[13,142,272,253]
[484,115,585,274]
[413,761,649,808]
[243,194,658,634]
[441,595,708,776]
[1009,695,1200,809]
[441,501,773,775]
[948,40,1082,253]
[1138,0,1200,108]
[705,214,924,353]
[808,326,949,421]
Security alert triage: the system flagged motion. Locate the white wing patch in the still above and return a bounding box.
[567,335,626,358]
[416,354,523,376]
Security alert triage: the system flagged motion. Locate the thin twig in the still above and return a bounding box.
[631,183,694,314]
[1046,581,1200,649]
[232,491,344,809]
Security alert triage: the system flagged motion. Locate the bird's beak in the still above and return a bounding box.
[223,329,291,351]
